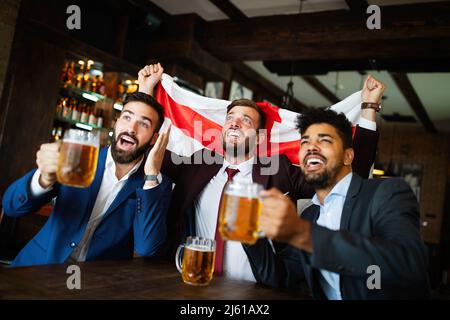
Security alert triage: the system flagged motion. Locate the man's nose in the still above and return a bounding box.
[307,140,320,152]
[125,121,138,135]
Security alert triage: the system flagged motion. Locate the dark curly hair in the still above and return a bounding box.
[296,107,353,149]
[123,92,165,132]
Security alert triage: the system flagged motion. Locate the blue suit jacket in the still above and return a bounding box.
[2,148,171,267]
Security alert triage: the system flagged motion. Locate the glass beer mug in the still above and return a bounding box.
[218,180,264,245]
[56,129,99,188]
[175,236,216,286]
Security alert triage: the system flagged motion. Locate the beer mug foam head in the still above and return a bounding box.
[219,179,264,244]
[56,129,100,188]
[175,236,216,286]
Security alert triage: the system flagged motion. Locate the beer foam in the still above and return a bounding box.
[186,244,214,252]
[62,139,99,148]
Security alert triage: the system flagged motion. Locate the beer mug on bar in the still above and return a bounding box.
[218,180,264,244]
[175,236,216,286]
[56,129,99,188]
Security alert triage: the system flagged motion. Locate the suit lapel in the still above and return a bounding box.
[252,158,270,188]
[84,147,108,216]
[339,174,363,230]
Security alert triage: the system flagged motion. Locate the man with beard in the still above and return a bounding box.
[2,92,172,267]
[138,64,384,285]
[259,108,430,299]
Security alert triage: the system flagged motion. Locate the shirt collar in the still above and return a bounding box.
[312,172,353,206]
[222,157,255,177]
[106,147,144,182]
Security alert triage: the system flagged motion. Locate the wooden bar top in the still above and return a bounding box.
[0,258,310,300]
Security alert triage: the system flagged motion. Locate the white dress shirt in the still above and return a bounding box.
[195,157,257,282]
[30,147,161,262]
[311,172,353,300]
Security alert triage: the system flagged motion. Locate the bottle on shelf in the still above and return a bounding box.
[98,75,106,96]
[76,60,85,88]
[55,98,64,117]
[61,97,71,119]
[70,98,80,122]
[80,103,89,123]
[96,109,104,128]
[83,60,94,92]
[88,107,97,126]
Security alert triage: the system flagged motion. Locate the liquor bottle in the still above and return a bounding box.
[61,98,71,119]
[67,61,75,86]
[70,98,80,122]
[83,60,94,91]
[88,107,97,126]
[56,127,63,141]
[96,109,104,128]
[98,75,106,96]
[91,75,98,93]
[76,60,85,88]
[80,103,89,123]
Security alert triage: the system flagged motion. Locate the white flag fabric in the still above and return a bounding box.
[155,73,363,165]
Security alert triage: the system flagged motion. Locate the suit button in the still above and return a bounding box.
[70,242,76,248]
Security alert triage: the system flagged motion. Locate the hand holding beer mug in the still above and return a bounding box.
[175,237,216,286]
[218,180,264,245]
[56,129,99,188]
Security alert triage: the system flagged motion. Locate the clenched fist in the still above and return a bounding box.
[362,75,386,104]
[138,63,164,96]
[36,141,61,188]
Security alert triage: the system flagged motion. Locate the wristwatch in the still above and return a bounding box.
[145,174,160,183]
[361,102,381,112]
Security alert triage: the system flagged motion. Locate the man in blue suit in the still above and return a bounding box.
[2,91,172,267]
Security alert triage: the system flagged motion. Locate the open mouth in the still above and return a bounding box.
[304,156,326,171]
[226,130,242,141]
[117,134,137,151]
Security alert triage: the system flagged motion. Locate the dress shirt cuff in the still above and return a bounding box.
[142,173,163,190]
[30,169,54,197]
[357,117,377,131]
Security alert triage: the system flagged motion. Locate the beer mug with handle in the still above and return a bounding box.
[56,129,99,188]
[218,179,265,244]
[175,236,216,286]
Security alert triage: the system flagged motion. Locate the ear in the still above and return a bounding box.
[344,148,354,166]
[150,132,159,145]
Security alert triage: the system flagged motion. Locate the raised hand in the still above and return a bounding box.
[144,124,171,179]
[362,75,386,104]
[138,63,164,96]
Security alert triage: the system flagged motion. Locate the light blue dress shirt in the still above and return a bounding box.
[311,172,353,300]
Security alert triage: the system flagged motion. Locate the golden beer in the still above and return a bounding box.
[181,245,215,286]
[56,129,99,188]
[219,194,262,244]
[175,236,216,286]
[218,181,264,244]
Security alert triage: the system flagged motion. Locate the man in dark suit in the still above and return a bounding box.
[259,107,430,299]
[138,64,383,283]
[2,92,172,266]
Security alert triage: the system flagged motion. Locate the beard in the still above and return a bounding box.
[301,153,342,189]
[222,135,256,159]
[111,131,153,164]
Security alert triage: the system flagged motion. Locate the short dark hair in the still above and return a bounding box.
[123,92,165,132]
[226,99,266,130]
[296,107,353,148]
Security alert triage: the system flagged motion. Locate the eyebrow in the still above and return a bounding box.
[122,110,152,124]
[301,134,334,139]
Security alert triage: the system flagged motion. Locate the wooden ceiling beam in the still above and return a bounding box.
[209,0,248,21]
[301,76,339,104]
[200,2,450,61]
[390,72,437,133]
